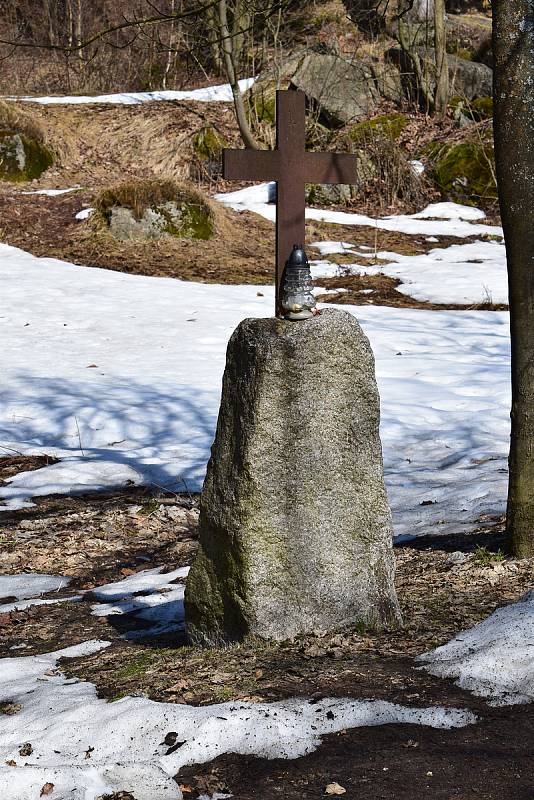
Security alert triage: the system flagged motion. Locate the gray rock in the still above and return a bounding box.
[305,182,354,207]
[446,551,472,566]
[109,202,180,241]
[185,309,401,645]
[291,53,381,124]
[0,131,53,181]
[387,48,492,101]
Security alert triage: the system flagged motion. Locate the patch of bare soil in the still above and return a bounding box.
[176,704,534,800]
[0,454,59,484]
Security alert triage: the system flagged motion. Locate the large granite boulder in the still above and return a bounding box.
[185,309,401,645]
[387,47,492,101]
[248,52,403,129]
[291,53,384,125]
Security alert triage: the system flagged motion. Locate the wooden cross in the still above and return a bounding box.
[223,89,358,316]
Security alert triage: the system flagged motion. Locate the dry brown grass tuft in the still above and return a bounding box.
[96,177,189,220]
[0,100,46,143]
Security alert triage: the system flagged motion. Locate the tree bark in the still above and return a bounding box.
[217,0,260,149]
[494,0,534,556]
[433,0,448,114]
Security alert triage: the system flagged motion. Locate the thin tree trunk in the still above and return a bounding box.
[217,0,260,149]
[44,0,56,47]
[433,0,448,114]
[494,0,534,556]
[163,0,176,89]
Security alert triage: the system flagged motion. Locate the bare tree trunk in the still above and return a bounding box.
[44,0,56,47]
[74,0,84,64]
[163,0,176,89]
[205,4,224,74]
[217,0,260,149]
[398,8,434,111]
[433,0,448,114]
[494,0,534,556]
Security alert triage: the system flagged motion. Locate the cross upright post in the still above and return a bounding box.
[223,89,358,317]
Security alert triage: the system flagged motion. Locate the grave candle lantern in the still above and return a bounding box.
[281,244,316,320]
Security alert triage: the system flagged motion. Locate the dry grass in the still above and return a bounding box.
[0,100,46,143]
[95,178,206,220]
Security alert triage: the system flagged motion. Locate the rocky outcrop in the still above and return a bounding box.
[0,130,53,182]
[387,47,492,101]
[291,52,397,125]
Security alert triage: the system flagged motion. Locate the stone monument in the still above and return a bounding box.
[184,89,401,644]
[185,309,401,644]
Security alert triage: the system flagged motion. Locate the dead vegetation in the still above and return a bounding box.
[95,178,189,220]
[0,100,46,143]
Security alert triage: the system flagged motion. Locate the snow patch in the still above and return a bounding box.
[75,207,94,220]
[0,641,476,800]
[418,591,534,705]
[88,566,190,638]
[0,242,510,538]
[215,184,502,239]
[375,240,507,305]
[0,573,69,602]
[10,78,255,106]
[20,188,81,196]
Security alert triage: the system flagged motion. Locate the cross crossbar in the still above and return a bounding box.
[223,89,357,316]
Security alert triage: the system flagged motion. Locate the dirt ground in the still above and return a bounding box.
[1,472,533,799]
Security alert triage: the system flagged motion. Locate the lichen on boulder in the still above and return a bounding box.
[185,309,402,646]
[344,113,409,144]
[0,100,53,182]
[191,125,227,179]
[95,178,216,241]
[426,135,496,206]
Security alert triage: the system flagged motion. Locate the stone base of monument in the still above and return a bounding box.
[185,308,401,645]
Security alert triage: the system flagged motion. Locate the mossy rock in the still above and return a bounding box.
[246,81,277,124]
[108,200,213,241]
[97,179,215,241]
[192,126,227,161]
[449,95,493,123]
[0,130,53,182]
[472,96,493,119]
[305,183,354,207]
[343,113,408,146]
[428,140,496,206]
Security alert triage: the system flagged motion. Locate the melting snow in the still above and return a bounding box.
[9,78,255,106]
[0,242,510,538]
[0,640,476,800]
[214,183,503,239]
[75,207,94,220]
[418,591,534,706]
[20,188,81,196]
[312,240,508,306]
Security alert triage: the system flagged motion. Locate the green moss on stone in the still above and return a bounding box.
[247,83,277,124]
[97,178,216,241]
[428,140,496,205]
[472,96,493,119]
[345,113,408,145]
[192,126,227,161]
[160,200,214,240]
[449,95,493,122]
[0,130,53,182]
